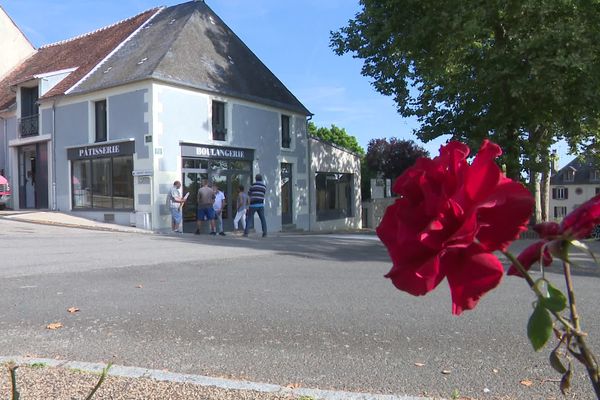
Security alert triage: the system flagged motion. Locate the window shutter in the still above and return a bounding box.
[554,207,558,218]
[565,188,569,199]
[552,188,557,199]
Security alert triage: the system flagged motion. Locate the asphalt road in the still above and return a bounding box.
[0,218,598,400]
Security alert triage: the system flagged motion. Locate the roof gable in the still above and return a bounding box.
[0,8,158,111]
[72,1,311,115]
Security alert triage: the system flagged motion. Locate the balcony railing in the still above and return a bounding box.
[18,114,39,138]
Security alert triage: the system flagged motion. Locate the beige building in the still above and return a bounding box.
[549,157,600,221]
[0,6,35,79]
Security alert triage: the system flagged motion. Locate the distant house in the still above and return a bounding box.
[0,1,361,232]
[549,157,600,221]
[0,6,35,79]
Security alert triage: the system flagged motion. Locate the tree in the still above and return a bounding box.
[366,138,428,181]
[331,0,600,193]
[308,122,364,156]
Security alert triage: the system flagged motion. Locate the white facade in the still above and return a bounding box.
[0,7,34,79]
[309,138,362,231]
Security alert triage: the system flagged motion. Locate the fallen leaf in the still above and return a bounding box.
[520,379,534,387]
[67,307,80,313]
[441,369,452,375]
[493,368,499,373]
[414,362,426,367]
[136,285,143,289]
[46,322,63,330]
[286,383,301,389]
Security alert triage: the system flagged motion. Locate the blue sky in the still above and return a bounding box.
[2,0,571,167]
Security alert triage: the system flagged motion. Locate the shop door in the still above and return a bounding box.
[281,163,293,225]
[182,169,208,233]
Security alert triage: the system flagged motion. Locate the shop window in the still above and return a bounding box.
[95,100,107,142]
[281,115,291,148]
[315,172,353,221]
[212,101,226,141]
[72,155,133,210]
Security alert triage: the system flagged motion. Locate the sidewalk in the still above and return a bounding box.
[0,210,149,234]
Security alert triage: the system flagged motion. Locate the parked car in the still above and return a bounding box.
[0,175,11,209]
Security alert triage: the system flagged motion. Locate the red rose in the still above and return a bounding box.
[377,140,534,315]
[560,194,600,239]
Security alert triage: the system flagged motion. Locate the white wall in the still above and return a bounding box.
[0,7,34,79]
[309,138,361,231]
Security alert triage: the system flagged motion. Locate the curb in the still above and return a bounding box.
[0,356,435,400]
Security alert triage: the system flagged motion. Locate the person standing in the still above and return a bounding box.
[244,174,267,237]
[195,179,216,234]
[168,180,185,233]
[233,185,249,232]
[213,183,226,236]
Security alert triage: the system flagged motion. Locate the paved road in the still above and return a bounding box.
[0,218,598,399]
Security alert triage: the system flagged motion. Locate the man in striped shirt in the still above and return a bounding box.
[243,174,268,237]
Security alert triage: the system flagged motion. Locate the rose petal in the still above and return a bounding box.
[507,240,552,277]
[444,245,505,315]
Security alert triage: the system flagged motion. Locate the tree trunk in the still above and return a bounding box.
[530,170,541,225]
[541,152,551,222]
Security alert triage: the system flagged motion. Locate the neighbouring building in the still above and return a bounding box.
[0,6,35,80]
[0,1,361,233]
[549,156,600,221]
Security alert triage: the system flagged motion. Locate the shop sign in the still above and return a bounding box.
[180,143,254,161]
[68,141,135,160]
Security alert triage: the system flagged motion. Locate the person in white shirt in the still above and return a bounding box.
[212,184,226,236]
[168,180,185,233]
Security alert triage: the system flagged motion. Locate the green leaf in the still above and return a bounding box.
[549,349,567,374]
[570,239,599,264]
[528,304,553,351]
[560,365,573,395]
[540,282,567,312]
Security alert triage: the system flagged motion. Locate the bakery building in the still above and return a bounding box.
[0,1,361,233]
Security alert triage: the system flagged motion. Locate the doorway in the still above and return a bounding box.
[18,143,48,209]
[281,163,293,225]
[181,158,252,233]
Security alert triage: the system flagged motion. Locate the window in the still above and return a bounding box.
[554,206,567,219]
[212,101,226,141]
[281,115,291,148]
[18,86,39,137]
[315,172,353,221]
[552,187,568,200]
[95,100,107,142]
[596,187,600,195]
[592,170,600,181]
[71,155,133,210]
[575,187,583,195]
[564,169,575,182]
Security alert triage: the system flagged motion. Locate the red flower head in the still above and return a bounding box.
[560,194,600,239]
[508,194,600,275]
[377,140,534,315]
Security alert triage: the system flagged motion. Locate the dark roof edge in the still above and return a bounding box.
[57,76,312,116]
[201,2,311,117]
[63,7,164,96]
[309,135,363,157]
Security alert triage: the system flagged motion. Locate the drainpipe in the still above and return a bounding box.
[51,100,57,210]
[306,115,313,232]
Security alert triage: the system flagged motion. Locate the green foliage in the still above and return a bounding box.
[308,122,364,156]
[331,0,600,178]
[528,302,553,351]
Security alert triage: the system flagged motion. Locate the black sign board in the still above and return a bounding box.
[68,141,135,160]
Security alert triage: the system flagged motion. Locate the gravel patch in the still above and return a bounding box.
[0,365,298,400]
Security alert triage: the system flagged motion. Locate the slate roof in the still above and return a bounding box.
[0,9,158,111]
[550,156,600,185]
[71,1,311,116]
